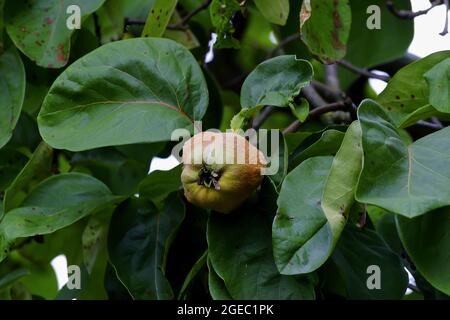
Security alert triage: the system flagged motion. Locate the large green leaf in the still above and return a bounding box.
[332,225,408,299]
[300,0,351,63]
[240,55,313,109]
[253,0,289,26]
[376,51,450,128]
[3,142,53,213]
[321,121,362,242]
[0,173,120,262]
[356,100,450,218]
[396,208,450,295]
[0,174,118,237]
[207,257,232,300]
[178,250,207,299]
[0,147,29,195]
[108,193,185,300]
[424,57,450,113]
[0,47,25,149]
[38,38,208,151]
[340,0,414,88]
[273,156,333,274]
[141,0,177,37]
[71,147,149,196]
[5,0,105,68]
[208,203,315,299]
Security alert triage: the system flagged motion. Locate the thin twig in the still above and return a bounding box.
[267,34,301,58]
[252,106,274,130]
[408,283,421,293]
[440,0,449,35]
[125,0,213,31]
[282,101,348,134]
[178,0,212,25]
[416,120,444,130]
[325,64,340,92]
[386,0,442,19]
[302,85,327,108]
[337,60,391,82]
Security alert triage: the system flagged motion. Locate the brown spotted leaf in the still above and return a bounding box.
[300,0,351,63]
[5,0,105,68]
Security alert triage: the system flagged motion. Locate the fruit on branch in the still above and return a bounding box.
[181,131,267,213]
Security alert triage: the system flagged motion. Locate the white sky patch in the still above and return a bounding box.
[269,31,278,45]
[408,0,450,57]
[149,155,180,173]
[205,33,218,64]
[50,254,68,290]
[404,267,417,295]
[369,70,389,94]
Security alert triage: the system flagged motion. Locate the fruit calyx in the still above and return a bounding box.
[197,165,221,190]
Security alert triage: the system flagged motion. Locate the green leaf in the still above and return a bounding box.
[253,0,289,25]
[82,213,110,274]
[104,262,132,300]
[332,225,408,299]
[207,257,232,300]
[424,57,450,113]
[178,250,207,299]
[0,268,30,290]
[3,142,53,213]
[396,208,450,295]
[341,0,414,88]
[321,121,362,242]
[208,204,315,299]
[289,129,345,168]
[240,55,313,109]
[108,193,185,300]
[356,99,450,218]
[0,47,25,149]
[5,0,106,68]
[0,147,29,193]
[71,147,148,196]
[138,165,182,203]
[300,0,351,63]
[273,156,333,274]
[0,0,4,52]
[142,0,178,38]
[0,173,119,241]
[210,0,241,49]
[289,98,309,122]
[377,51,450,128]
[38,38,208,151]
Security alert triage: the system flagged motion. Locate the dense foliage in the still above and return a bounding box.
[0,0,449,300]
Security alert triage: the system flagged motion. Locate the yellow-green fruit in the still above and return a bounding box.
[181,131,267,213]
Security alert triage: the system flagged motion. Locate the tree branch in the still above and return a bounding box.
[282,101,349,134]
[337,60,391,82]
[386,0,442,19]
[440,0,449,35]
[407,283,421,293]
[267,34,301,58]
[252,106,274,130]
[170,0,213,30]
[125,0,213,31]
